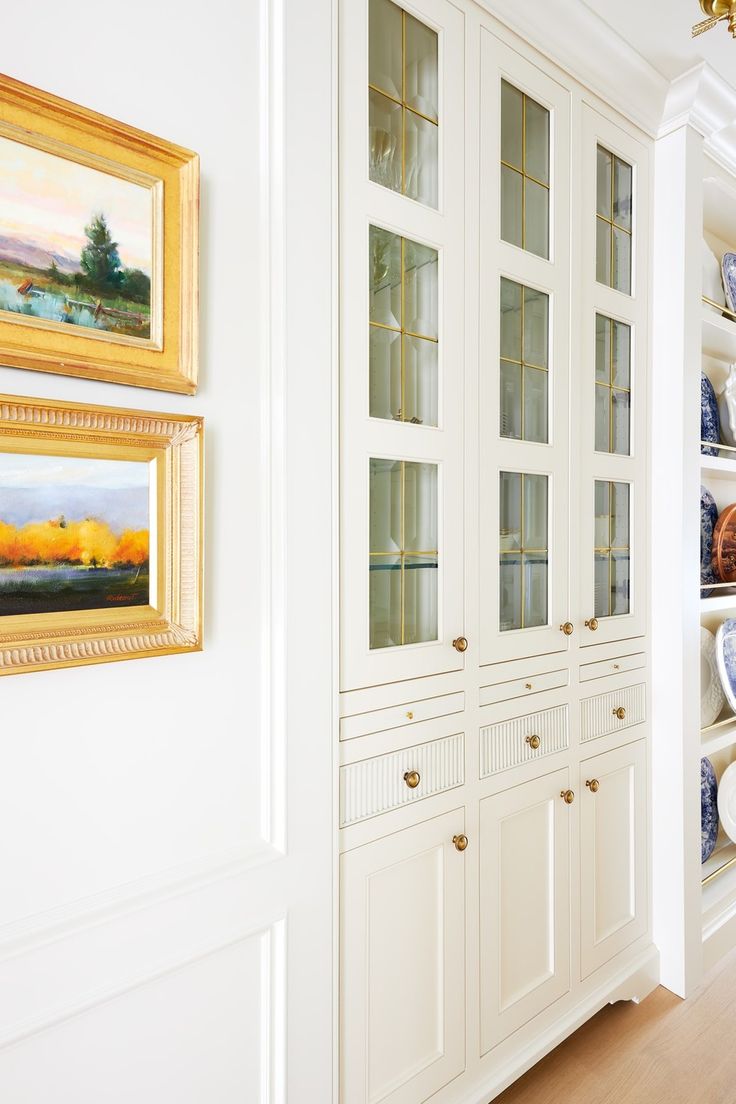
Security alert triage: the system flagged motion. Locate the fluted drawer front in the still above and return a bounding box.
[581,683,646,743]
[480,705,569,777]
[340,734,464,827]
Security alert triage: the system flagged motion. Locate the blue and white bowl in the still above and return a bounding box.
[702,757,719,863]
[716,618,736,713]
[701,485,719,596]
[722,252,736,318]
[702,373,720,457]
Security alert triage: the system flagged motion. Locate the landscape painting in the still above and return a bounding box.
[0,134,153,340]
[0,451,150,617]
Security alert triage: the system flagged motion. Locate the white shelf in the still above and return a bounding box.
[702,304,736,362]
[702,718,736,757]
[701,591,736,613]
[701,454,736,480]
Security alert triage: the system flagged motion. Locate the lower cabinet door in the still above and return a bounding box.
[340,808,466,1104]
[479,768,571,1054]
[579,739,647,978]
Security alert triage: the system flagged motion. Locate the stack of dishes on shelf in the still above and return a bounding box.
[701,621,736,865]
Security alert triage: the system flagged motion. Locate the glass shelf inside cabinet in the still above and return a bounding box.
[369,458,439,649]
[370,225,438,426]
[596,146,632,295]
[499,471,549,631]
[369,0,438,207]
[500,80,550,259]
[594,480,630,619]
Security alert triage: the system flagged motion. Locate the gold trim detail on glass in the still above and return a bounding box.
[594,480,631,620]
[500,277,550,444]
[500,80,550,259]
[595,314,631,455]
[596,144,632,294]
[499,471,549,632]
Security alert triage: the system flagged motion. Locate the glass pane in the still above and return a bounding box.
[596,146,612,218]
[369,326,401,421]
[611,482,629,547]
[525,178,549,259]
[595,385,610,453]
[612,321,631,387]
[370,458,401,553]
[404,462,438,552]
[369,554,402,649]
[405,110,438,207]
[500,472,522,551]
[403,556,438,643]
[524,286,548,369]
[612,390,631,455]
[596,218,611,286]
[403,336,438,426]
[523,366,548,444]
[524,96,550,185]
[403,239,438,339]
[501,80,523,170]
[501,166,523,249]
[523,552,548,627]
[500,360,522,440]
[500,555,522,631]
[594,480,610,547]
[613,226,632,294]
[500,278,522,362]
[613,157,632,231]
[369,89,402,193]
[611,552,630,615]
[405,11,438,121]
[594,553,609,619]
[595,315,610,383]
[369,225,401,328]
[369,0,403,101]
[524,474,548,550]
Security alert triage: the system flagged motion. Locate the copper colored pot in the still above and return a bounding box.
[713,503,736,581]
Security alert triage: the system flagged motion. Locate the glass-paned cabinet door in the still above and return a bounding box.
[594,481,630,619]
[500,278,549,443]
[596,146,632,294]
[500,80,550,259]
[595,315,631,455]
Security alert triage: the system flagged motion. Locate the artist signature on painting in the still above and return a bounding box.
[106,594,132,602]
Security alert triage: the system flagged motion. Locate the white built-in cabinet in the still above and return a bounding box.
[339,1,656,1101]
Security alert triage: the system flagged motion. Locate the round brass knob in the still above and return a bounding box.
[453,636,468,653]
[613,706,626,720]
[526,734,541,750]
[585,618,599,631]
[560,789,575,805]
[406,711,414,720]
[586,779,600,793]
[404,770,421,789]
[453,834,469,852]
[560,622,574,636]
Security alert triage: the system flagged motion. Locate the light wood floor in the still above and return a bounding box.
[495,952,736,1104]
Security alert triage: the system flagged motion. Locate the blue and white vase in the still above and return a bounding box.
[701,484,719,596]
[702,373,720,456]
[702,757,719,863]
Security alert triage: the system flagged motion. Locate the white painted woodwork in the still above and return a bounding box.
[340,691,465,742]
[340,809,466,1104]
[579,650,646,682]
[480,704,569,776]
[479,768,571,1053]
[340,732,465,825]
[580,683,646,743]
[479,668,569,707]
[580,740,648,977]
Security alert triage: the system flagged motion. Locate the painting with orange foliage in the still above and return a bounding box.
[0,451,150,616]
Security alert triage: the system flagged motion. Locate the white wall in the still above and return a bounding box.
[0,1,335,1100]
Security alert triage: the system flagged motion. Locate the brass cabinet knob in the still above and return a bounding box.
[560,622,574,636]
[560,789,575,805]
[453,834,469,852]
[585,618,599,631]
[613,706,626,720]
[526,734,541,750]
[586,778,600,793]
[404,770,421,789]
[406,711,414,720]
[452,636,468,653]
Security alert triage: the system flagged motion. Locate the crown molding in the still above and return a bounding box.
[659,61,736,175]
[474,0,669,137]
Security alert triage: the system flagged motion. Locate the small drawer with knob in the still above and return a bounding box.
[580,683,646,744]
[480,704,569,778]
[579,651,646,683]
[340,733,464,827]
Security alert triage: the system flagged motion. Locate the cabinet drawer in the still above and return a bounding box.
[340,734,464,827]
[580,651,646,683]
[479,669,568,708]
[340,692,464,742]
[480,705,569,777]
[580,683,646,744]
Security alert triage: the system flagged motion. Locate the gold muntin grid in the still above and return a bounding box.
[595,314,631,455]
[596,145,632,293]
[500,471,549,631]
[500,277,549,443]
[595,480,630,619]
[500,80,550,256]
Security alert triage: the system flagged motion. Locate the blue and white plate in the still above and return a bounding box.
[718,761,736,845]
[702,626,726,727]
[722,252,736,317]
[701,485,719,596]
[702,757,719,863]
[702,373,720,457]
[716,618,736,713]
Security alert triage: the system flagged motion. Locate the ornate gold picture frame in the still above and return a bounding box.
[0,73,198,393]
[0,394,203,676]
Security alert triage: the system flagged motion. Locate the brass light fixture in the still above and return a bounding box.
[693,0,736,38]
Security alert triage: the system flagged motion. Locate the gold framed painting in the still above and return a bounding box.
[0,73,198,394]
[0,394,203,676]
